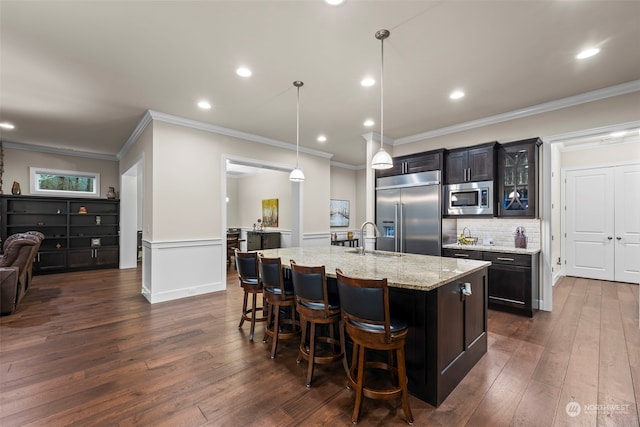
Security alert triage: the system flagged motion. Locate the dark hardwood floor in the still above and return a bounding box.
[1,267,638,426]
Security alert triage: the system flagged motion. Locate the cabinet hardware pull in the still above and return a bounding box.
[616,236,622,240]
[496,257,515,261]
[454,253,469,258]
[607,236,613,240]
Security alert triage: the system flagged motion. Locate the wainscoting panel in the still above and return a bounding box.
[142,238,225,303]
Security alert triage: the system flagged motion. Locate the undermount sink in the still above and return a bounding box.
[345,249,403,258]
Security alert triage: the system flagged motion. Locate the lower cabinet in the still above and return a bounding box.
[246,232,280,251]
[442,248,539,317]
[33,251,67,274]
[485,252,539,317]
[67,248,119,269]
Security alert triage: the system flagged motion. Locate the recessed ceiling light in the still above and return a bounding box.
[317,135,327,143]
[325,0,346,5]
[0,122,15,129]
[197,100,212,110]
[449,90,465,100]
[576,48,600,59]
[364,119,375,127]
[236,67,252,77]
[361,77,375,87]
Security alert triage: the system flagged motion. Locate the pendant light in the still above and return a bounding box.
[371,29,393,170]
[289,80,305,182]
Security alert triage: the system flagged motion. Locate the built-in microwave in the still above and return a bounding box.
[445,180,494,216]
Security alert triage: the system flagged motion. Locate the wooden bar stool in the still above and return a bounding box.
[336,269,413,425]
[258,255,300,358]
[290,259,343,388]
[235,249,267,341]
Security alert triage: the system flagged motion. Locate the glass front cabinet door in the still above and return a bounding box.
[498,138,540,218]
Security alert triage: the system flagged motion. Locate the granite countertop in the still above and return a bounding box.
[258,246,490,292]
[442,243,541,255]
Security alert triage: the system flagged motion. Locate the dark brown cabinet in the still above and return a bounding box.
[375,150,443,178]
[389,267,487,407]
[497,138,540,218]
[445,142,496,184]
[67,248,119,269]
[484,251,539,317]
[246,231,280,251]
[1,195,119,273]
[442,247,539,317]
[441,247,483,260]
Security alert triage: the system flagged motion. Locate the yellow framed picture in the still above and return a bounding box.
[262,198,278,227]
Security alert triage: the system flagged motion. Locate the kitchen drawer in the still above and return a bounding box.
[483,251,531,267]
[442,248,483,260]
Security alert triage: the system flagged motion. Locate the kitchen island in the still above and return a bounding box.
[259,245,490,407]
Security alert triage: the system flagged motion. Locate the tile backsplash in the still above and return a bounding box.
[447,218,541,250]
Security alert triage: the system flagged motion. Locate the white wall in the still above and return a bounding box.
[560,140,640,169]
[3,147,119,198]
[330,165,359,236]
[234,169,292,229]
[226,177,240,228]
[146,120,331,240]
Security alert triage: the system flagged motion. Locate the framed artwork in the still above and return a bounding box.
[330,199,350,227]
[262,198,279,227]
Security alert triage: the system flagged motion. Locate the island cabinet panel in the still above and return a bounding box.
[390,267,488,407]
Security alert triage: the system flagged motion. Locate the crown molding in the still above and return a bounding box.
[117,110,153,160]
[542,119,640,152]
[2,140,118,161]
[395,80,640,145]
[543,120,640,144]
[330,160,361,170]
[118,109,334,161]
[360,131,396,146]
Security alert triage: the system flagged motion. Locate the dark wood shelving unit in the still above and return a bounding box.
[1,195,120,274]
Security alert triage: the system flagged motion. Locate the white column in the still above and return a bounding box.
[362,132,380,250]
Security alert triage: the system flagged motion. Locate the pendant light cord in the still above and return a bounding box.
[380,34,384,150]
[296,84,300,168]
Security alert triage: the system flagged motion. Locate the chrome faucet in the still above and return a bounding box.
[359,221,380,255]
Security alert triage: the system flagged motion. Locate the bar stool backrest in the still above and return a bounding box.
[336,268,391,343]
[258,256,285,294]
[290,260,332,316]
[235,250,259,283]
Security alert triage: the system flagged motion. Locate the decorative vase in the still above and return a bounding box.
[11,181,21,195]
[106,187,117,199]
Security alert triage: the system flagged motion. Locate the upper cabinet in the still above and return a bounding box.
[497,138,541,218]
[445,142,497,184]
[375,149,443,179]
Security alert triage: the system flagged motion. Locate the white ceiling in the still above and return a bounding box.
[1,1,639,166]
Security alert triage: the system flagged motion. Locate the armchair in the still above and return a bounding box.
[0,234,39,314]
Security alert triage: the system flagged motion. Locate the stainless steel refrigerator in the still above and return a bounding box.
[376,170,441,256]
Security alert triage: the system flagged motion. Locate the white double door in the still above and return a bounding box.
[565,164,640,283]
